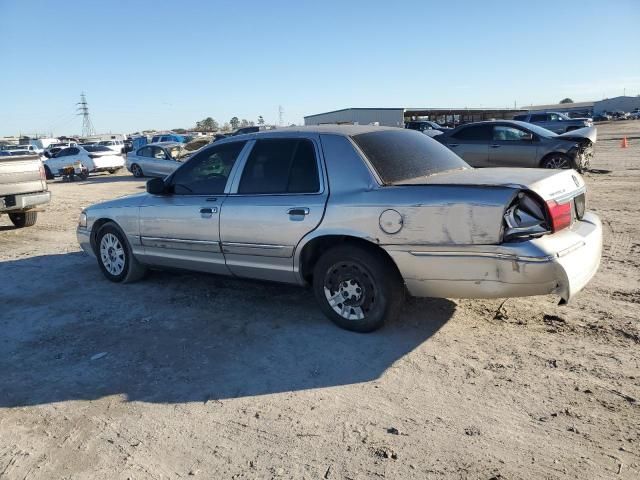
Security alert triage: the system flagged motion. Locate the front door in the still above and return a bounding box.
[488,124,539,167]
[220,137,328,283]
[137,141,249,274]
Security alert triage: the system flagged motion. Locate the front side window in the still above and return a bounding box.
[237,139,320,194]
[493,125,530,141]
[549,113,561,121]
[170,141,246,195]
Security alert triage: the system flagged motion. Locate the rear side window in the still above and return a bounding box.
[351,129,469,184]
[513,115,527,121]
[451,124,493,140]
[238,139,320,194]
[530,114,547,122]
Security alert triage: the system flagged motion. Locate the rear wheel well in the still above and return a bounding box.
[299,235,402,285]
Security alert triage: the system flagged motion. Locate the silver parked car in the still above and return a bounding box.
[436,120,597,171]
[126,142,189,178]
[78,126,602,332]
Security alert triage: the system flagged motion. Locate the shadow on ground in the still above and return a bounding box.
[0,253,454,407]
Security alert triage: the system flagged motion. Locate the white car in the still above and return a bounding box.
[1,144,41,154]
[44,145,124,178]
[98,140,125,154]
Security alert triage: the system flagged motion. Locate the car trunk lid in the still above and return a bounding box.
[399,167,585,202]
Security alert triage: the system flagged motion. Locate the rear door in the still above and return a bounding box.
[220,136,328,283]
[137,141,248,274]
[445,124,492,166]
[488,124,539,167]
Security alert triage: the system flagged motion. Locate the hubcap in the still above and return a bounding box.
[323,262,376,321]
[133,165,141,176]
[544,156,570,169]
[100,233,125,276]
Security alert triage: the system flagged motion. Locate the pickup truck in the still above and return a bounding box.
[513,111,593,134]
[0,154,51,227]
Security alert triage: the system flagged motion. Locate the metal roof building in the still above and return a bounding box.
[304,107,525,127]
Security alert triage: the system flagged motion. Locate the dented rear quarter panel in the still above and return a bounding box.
[316,185,517,246]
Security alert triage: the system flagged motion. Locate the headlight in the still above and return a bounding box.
[78,211,87,228]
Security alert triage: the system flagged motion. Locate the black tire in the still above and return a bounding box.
[43,165,54,180]
[95,223,146,283]
[541,153,574,170]
[131,164,144,177]
[312,244,404,333]
[9,211,37,228]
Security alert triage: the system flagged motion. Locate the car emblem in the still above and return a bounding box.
[572,175,580,187]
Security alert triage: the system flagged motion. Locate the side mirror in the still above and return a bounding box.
[522,133,534,141]
[146,177,167,195]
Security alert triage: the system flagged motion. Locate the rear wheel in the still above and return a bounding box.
[131,163,144,177]
[541,153,573,170]
[9,211,37,228]
[96,223,146,283]
[312,244,403,332]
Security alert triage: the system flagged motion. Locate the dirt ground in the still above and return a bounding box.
[1,122,639,480]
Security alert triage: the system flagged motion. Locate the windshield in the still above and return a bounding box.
[167,145,186,159]
[521,122,558,138]
[351,129,470,184]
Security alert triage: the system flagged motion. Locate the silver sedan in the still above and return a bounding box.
[78,126,602,332]
[125,142,189,178]
[435,120,597,172]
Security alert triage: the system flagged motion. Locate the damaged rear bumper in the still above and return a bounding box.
[385,212,602,303]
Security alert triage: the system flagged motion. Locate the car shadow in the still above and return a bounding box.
[0,252,454,407]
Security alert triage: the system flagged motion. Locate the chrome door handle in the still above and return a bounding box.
[200,207,218,217]
[490,144,501,148]
[287,207,310,216]
[449,143,459,147]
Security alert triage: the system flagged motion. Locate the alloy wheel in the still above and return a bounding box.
[544,156,571,169]
[100,233,126,276]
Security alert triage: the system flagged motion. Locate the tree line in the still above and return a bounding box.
[193,115,265,132]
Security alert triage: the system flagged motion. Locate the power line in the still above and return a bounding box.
[77,92,95,137]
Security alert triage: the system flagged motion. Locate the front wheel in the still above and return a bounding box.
[130,163,144,177]
[312,244,404,332]
[9,211,37,228]
[96,223,146,283]
[541,153,573,170]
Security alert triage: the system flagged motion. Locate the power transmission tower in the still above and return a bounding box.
[77,92,95,137]
[278,105,284,126]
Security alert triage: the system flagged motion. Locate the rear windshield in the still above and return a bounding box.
[84,145,111,152]
[350,129,469,183]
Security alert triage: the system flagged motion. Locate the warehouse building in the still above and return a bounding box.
[304,107,525,128]
[522,101,594,116]
[593,96,640,115]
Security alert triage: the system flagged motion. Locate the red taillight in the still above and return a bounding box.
[546,200,572,232]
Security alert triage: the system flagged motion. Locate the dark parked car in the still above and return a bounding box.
[513,112,592,134]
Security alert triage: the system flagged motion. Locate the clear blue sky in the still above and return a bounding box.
[1,0,638,136]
